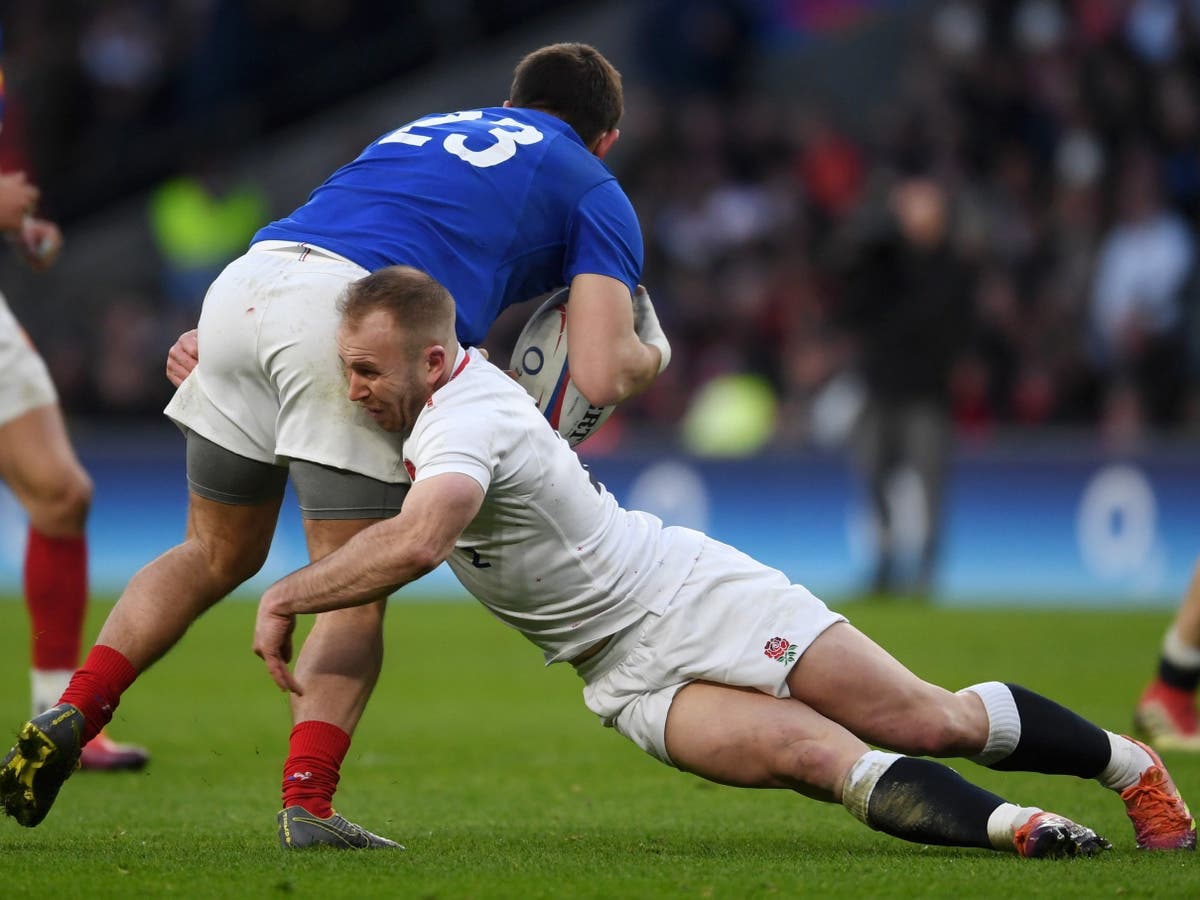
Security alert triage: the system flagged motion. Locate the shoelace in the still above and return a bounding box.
[1123,771,1189,840]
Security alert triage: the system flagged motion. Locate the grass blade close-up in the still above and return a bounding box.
[1,597,1195,899]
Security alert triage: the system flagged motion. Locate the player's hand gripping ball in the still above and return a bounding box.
[511,287,615,447]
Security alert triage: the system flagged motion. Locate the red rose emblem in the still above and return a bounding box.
[764,636,791,660]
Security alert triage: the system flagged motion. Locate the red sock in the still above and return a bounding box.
[58,645,138,743]
[24,528,88,669]
[282,721,351,818]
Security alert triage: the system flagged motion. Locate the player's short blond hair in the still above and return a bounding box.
[338,266,456,357]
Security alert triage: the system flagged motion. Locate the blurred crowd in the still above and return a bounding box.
[612,0,1200,449]
[0,0,595,223]
[6,0,1200,448]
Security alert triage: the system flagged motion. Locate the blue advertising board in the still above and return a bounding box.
[0,431,1195,607]
[584,447,1200,607]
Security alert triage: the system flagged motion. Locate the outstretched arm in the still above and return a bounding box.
[254,472,484,693]
[565,273,669,407]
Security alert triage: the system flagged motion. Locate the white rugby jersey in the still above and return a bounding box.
[403,348,703,662]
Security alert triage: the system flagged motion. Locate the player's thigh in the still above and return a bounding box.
[665,681,868,798]
[582,537,847,767]
[303,517,375,560]
[183,492,282,583]
[787,622,984,755]
[293,460,410,635]
[184,431,287,578]
[291,460,409,549]
[0,402,90,510]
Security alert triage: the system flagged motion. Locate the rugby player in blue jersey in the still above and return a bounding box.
[2,43,670,848]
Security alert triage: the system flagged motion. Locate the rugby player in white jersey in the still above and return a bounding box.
[252,266,1194,856]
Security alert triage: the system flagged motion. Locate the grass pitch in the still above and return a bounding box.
[0,596,1196,898]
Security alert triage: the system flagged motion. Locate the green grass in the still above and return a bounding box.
[0,597,1196,898]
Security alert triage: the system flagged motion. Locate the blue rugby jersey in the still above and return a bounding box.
[254,106,643,345]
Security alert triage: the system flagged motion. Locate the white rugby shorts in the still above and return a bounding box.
[165,242,408,482]
[0,291,58,426]
[577,534,847,766]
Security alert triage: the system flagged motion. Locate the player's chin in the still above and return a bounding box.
[364,407,394,430]
[378,413,409,436]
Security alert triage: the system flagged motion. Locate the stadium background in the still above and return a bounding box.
[1,0,1198,606]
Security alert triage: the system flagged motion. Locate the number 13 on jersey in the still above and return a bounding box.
[380,110,545,168]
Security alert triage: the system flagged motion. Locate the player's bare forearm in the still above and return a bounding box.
[574,335,659,405]
[254,521,426,693]
[625,340,664,398]
[264,523,425,617]
[566,274,666,405]
[254,473,482,692]
[254,540,446,692]
[265,472,484,617]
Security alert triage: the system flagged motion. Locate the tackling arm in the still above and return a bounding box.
[254,472,484,692]
[565,273,668,407]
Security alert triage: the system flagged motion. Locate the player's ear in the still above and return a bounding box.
[592,128,619,160]
[426,344,447,380]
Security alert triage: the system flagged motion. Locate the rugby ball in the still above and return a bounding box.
[511,288,615,447]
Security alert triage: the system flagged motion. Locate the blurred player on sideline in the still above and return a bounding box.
[1135,558,1200,750]
[249,268,1192,855]
[2,43,669,840]
[0,25,146,772]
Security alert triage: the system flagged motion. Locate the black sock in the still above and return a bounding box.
[1159,658,1200,692]
[986,683,1110,778]
[866,757,1001,849]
